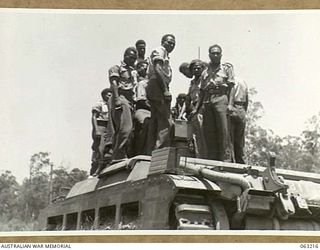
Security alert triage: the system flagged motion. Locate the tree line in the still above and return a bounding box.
[0,152,87,231]
[0,88,319,231]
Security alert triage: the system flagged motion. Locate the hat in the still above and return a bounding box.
[179,62,193,78]
[189,59,205,72]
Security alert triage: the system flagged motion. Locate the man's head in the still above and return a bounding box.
[176,93,187,105]
[101,88,112,102]
[135,39,146,59]
[189,59,206,78]
[137,61,148,78]
[179,62,193,78]
[208,44,222,64]
[161,34,175,53]
[123,47,138,67]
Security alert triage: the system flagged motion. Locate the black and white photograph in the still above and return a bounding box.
[1,8,320,235]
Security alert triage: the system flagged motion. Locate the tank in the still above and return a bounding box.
[38,120,320,231]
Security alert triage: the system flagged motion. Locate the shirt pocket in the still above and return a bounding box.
[120,68,131,80]
[214,71,227,85]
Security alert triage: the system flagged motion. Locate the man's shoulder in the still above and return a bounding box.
[152,45,165,53]
[234,76,248,89]
[108,64,120,73]
[150,46,166,58]
[92,100,105,111]
[221,62,234,70]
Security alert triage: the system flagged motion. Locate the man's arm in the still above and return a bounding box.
[154,60,169,93]
[228,85,235,111]
[184,93,192,116]
[189,89,204,119]
[91,111,100,136]
[244,89,249,112]
[108,65,121,108]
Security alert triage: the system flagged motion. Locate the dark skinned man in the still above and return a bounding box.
[229,76,248,164]
[190,45,235,162]
[135,39,147,63]
[185,59,207,158]
[108,47,138,161]
[90,88,113,175]
[133,60,151,155]
[146,34,175,154]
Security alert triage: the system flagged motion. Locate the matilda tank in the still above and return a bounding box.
[38,120,320,231]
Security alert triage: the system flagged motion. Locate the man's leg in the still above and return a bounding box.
[155,100,173,149]
[233,105,246,164]
[191,113,206,158]
[215,96,233,162]
[112,97,133,160]
[146,101,158,155]
[203,103,218,160]
[134,109,151,155]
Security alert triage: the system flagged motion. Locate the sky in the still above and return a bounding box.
[1,9,320,182]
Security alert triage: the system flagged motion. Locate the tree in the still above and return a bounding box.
[19,152,53,221]
[51,166,88,200]
[244,88,320,173]
[244,87,281,166]
[0,171,20,220]
[300,112,320,173]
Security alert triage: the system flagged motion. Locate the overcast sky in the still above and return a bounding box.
[1,9,320,182]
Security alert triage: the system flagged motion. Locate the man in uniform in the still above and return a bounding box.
[184,59,207,158]
[135,39,147,63]
[108,47,138,161]
[90,88,113,176]
[133,60,151,155]
[229,77,248,164]
[146,34,176,154]
[190,44,235,161]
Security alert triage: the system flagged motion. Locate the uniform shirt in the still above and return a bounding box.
[200,62,235,103]
[136,76,148,101]
[108,61,136,102]
[147,46,172,83]
[233,77,248,103]
[188,78,201,104]
[92,100,109,122]
[146,46,172,101]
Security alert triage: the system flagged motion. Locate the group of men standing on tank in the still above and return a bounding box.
[90,34,248,176]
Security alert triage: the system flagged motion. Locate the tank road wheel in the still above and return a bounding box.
[209,200,230,230]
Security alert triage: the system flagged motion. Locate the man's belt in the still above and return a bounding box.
[234,101,246,106]
[97,120,108,126]
[207,87,226,96]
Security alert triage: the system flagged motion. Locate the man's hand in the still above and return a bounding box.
[94,131,102,138]
[164,91,172,103]
[188,109,198,120]
[115,98,122,109]
[227,104,235,114]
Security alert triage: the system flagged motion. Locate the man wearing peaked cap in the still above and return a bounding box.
[184,59,207,158]
[190,44,235,162]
